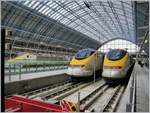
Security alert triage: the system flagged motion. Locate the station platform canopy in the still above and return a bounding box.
[1,1,149,55]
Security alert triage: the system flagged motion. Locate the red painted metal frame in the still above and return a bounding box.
[5,95,72,112]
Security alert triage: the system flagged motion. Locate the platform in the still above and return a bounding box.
[116,63,149,112]
[5,69,69,95]
[135,64,149,112]
[5,69,67,83]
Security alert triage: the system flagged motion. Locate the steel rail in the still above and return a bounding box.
[21,80,70,97]
[42,82,84,99]
[100,85,125,112]
[80,83,108,110]
[52,78,103,100]
[29,82,74,99]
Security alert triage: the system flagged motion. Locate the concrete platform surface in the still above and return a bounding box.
[136,64,149,112]
[5,69,67,83]
[116,63,149,112]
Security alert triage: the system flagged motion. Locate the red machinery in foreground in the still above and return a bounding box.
[5,95,77,112]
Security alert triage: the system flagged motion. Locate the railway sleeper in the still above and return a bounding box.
[42,83,82,99]
[101,85,124,112]
[21,81,70,97]
[80,82,106,105]
[29,83,73,99]
[53,82,93,100]
[84,85,109,110]
[44,82,84,99]
[109,86,125,112]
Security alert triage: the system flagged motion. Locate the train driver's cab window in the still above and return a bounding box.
[75,49,95,60]
[107,49,126,61]
[5,53,18,60]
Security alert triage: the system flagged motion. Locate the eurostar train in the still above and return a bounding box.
[5,52,36,62]
[102,49,135,83]
[67,49,104,77]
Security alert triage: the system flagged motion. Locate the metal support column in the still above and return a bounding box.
[9,63,11,81]
[19,63,21,80]
[77,90,80,112]
[93,54,96,83]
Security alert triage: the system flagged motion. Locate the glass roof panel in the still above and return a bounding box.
[32,2,40,9]
[98,39,139,53]
[23,1,30,5]
[20,0,135,43]
[35,3,43,10]
[39,5,47,12]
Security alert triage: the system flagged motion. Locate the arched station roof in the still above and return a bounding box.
[1,1,149,54]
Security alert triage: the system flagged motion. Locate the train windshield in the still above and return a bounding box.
[107,50,126,60]
[75,49,95,60]
[5,53,18,60]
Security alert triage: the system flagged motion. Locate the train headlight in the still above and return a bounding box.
[104,66,122,69]
[112,66,122,69]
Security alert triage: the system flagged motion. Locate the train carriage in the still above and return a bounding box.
[67,49,104,77]
[102,49,135,83]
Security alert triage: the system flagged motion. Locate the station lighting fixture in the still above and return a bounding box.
[40,42,45,45]
[144,39,148,44]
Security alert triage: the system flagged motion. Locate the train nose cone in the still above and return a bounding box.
[111,70,121,77]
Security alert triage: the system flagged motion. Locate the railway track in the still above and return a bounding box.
[19,78,126,112]
[41,81,88,100]
[80,83,109,110]
[21,80,71,97]
[58,79,106,104]
[100,85,125,112]
[7,76,127,113]
[87,85,125,112]
[44,78,102,100]
[21,78,102,100]
[54,80,125,112]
